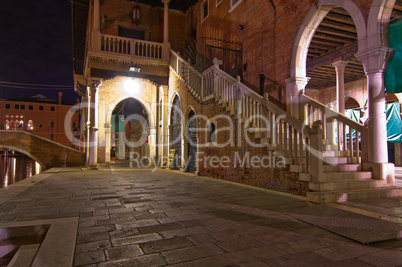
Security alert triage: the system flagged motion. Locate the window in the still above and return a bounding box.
[50,106,55,111]
[209,123,216,143]
[39,106,44,111]
[21,105,25,110]
[229,0,243,11]
[29,105,33,110]
[201,0,208,21]
[5,104,10,109]
[15,104,19,110]
[18,120,24,130]
[50,120,55,131]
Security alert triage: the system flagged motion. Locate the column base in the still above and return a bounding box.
[87,165,99,170]
[363,162,395,185]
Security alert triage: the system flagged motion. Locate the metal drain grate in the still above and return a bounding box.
[285,204,402,244]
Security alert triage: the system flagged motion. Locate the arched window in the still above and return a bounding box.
[14,120,19,130]
[50,120,55,131]
[208,122,216,143]
[28,120,34,130]
[5,120,10,130]
[18,120,24,130]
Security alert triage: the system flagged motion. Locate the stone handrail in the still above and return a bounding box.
[300,93,369,164]
[170,51,316,172]
[101,34,163,59]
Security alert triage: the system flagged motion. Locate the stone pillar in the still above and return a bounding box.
[85,91,91,166]
[91,0,101,51]
[356,47,395,181]
[161,0,171,60]
[88,78,102,168]
[285,77,310,121]
[162,86,169,164]
[332,60,348,114]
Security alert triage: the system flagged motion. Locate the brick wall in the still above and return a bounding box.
[183,0,373,106]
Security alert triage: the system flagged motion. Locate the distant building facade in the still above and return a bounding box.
[0,93,80,147]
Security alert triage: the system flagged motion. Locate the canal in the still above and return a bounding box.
[0,150,42,188]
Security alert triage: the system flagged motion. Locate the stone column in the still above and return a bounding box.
[85,91,91,166]
[356,47,395,181]
[285,77,310,121]
[161,85,169,163]
[161,0,171,60]
[91,0,101,51]
[88,78,102,168]
[332,60,348,114]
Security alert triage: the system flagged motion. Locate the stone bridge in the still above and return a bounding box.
[0,130,85,170]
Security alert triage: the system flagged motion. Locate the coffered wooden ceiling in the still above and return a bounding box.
[306,1,402,90]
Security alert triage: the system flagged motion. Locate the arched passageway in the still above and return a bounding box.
[170,96,182,170]
[110,98,149,162]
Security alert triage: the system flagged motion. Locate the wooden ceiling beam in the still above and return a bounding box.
[321,19,357,33]
[307,41,358,69]
[310,37,345,47]
[313,31,356,43]
[316,25,357,39]
[325,12,355,25]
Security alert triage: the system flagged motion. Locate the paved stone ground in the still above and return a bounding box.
[1,167,402,266]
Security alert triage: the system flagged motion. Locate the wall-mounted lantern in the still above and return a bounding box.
[132,2,141,25]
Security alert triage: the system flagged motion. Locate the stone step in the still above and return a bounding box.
[309,179,388,191]
[322,150,349,157]
[323,156,348,165]
[323,164,362,172]
[321,171,372,181]
[306,187,402,203]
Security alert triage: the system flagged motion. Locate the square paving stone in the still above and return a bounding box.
[74,250,106,266]
[140,236,194,254]
[111,233,162,246]
[99,253,167,267]
[161,244,224,264]
[105,245,143,260]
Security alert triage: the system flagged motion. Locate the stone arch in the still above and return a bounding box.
[385,92,400,103]
[105,96,154,162]
[345,97,361,109]
[106,96,155,129]
[0,145,46,169]
[368,0,397,49]
[183,107,198,173]
[290,0,367,79]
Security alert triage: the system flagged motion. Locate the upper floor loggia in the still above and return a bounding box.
[72,0,196,90]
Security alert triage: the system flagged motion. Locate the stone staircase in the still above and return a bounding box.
[169,50,402,203]
[306,142,402,203]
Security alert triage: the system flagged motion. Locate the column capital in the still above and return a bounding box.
[332,60,348,71]
[285,76,310,95]
[355,47,395,75]
[161,0,170,5]
[89,78,102,90]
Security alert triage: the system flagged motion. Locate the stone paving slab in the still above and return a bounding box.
[0,167,401,266]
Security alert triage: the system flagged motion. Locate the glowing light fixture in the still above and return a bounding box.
[129,66,141,72]
[124,79,140,95]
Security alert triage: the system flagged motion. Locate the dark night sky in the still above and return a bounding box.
[0,0,80,104]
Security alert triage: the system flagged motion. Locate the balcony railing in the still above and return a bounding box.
[100,34,163,60]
